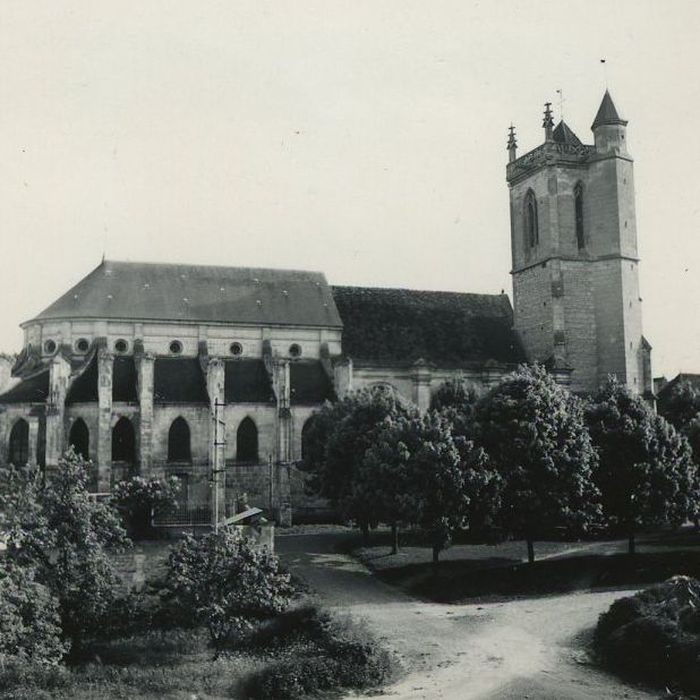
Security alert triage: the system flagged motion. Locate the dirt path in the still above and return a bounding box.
[277,533,658,700]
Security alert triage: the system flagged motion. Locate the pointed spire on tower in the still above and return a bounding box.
[592,89,628,129]
[507,124,517,162]
[543,102,554,141]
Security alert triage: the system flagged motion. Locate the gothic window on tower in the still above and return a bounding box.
[574,182,585,249]
[524,189,538,248]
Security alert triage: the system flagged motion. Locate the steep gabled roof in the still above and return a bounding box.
[592,90,627,129]
[29,260,343,329]
[332,286,526,368]
[553,120,582,146]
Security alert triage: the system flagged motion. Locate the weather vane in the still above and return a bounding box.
[556,88,565,120]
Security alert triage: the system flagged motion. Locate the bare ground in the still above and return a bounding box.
[277,532,659,700]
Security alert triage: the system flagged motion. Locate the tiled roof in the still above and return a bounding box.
[332,286,526,368]
[30,260,342,329]
[154,358,209,404]
[592,90,626,129]
[225,359,275,403]
[290,362,335,405]
[0,370,50,404]
[553,120,582,146]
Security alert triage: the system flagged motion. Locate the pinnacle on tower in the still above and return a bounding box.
[507,124,517,162]
[542,102,554,141]
[592,89,628,129]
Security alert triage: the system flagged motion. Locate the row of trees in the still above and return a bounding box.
[301,366,699,562]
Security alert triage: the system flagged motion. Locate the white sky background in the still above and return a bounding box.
[0,0,698,378]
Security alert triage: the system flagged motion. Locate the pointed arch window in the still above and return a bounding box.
[574,182,585,249]
[301,416,316,463]
[168,417,191,463]
[9,419,29,466]
[69,418,90,461]
[236,417,258,464]
[524,189,539,248]
[112,417,136,466]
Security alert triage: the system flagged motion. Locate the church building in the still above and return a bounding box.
[0,91,652,523]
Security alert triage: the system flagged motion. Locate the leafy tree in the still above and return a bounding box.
[363,410,498,561]
[430,378,482,438]
[1,448,130,652]
[587,377,697,554]
[165,527,293,651]
[658,380,700,433]
[300,388,413,535]
[471,364,601,563]
[0,563,68,665]
[112,475,180,539]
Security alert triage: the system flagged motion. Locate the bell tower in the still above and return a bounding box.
[506,91,652,395]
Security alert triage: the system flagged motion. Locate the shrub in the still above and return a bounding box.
[165,526,294,649]
[0,564,68,665]
[1,449,130,652]
[245,608,397,700]
[595,576,700,694]
[112,476,180,539]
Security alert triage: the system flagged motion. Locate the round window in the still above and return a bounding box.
[230,342,243,356]
[169,340,183,355]
[289,343,302,358]
[44,339,57,354]
[75,338,89,353]
[114,339,128,353]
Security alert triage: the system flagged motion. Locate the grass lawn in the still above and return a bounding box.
[350,526,700,603]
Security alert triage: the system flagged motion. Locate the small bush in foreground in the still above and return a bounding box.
[166,526,294,649]
[245,608,397,699]
[595,576,700,694]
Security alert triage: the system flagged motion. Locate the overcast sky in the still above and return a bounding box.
[1,1,698,378]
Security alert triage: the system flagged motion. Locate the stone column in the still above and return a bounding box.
[27,415,39,466]
[333,357,353,399]
[97,348,113,491]
[206,357,226,521]
[275,360,292,526]
[136,351,155,475]
[45,354,71,468]
[411,359,432,412]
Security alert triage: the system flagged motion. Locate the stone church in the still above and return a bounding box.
[0,91,652,523]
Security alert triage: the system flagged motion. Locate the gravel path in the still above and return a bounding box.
[277,533,659,700]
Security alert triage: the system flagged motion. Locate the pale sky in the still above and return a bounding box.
[1,1,698,378]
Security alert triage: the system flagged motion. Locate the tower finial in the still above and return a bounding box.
[543,102,554,141]
[507,124,517,162]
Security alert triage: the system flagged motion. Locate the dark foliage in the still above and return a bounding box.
[471,364,601,561]
[245,607,397,699]
[595,576,700,695]
[587,377,697,551]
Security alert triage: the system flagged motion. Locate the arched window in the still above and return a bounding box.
[9,419,29,466]
[301,416,316,462]
[69,418,89,461]
[574,182,585,250]
[112,417,136,465]
[168,417,191,463]
[236,417,258,464]
[524,189,538,248]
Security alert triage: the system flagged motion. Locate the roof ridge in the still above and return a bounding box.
[102,258,327,277]
[332,284,506,299]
